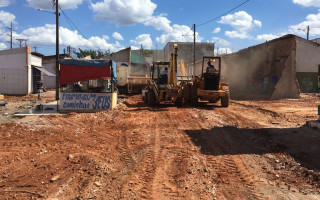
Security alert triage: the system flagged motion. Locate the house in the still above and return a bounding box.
[0,46,54,95]
[221,34,320,99]
[42,54,71,89]
[164,42,215,75]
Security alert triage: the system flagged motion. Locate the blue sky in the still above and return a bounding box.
[0,0,320,56]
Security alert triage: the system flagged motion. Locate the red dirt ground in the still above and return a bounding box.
[0,92,319,199]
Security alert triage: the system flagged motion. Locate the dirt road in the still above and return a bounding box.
[0,93,319,199]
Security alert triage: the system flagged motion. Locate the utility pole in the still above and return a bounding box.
[16,39,27,48]
[156,43,158,61]
[55,0,60,101]
[67,45,71,55]
[193,24,196,76]
[7,23,13,49]
[299,26,310,40]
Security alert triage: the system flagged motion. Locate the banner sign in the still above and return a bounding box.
[59,92,115,111]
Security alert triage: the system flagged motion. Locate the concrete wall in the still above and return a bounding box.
[42,57,56,89]
[0,47,29,95]
[296,38,320,72]
[31,55,42,67]
[295,37,320,92]
[164,42,215,75]
[221,35,300,99]
[104,48,130,63]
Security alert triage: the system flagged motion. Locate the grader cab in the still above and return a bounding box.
[184,57,230,107]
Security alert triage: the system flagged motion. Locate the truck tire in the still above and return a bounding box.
[190,85,198,106]
[221,91,229,107]
[147,89,157,106]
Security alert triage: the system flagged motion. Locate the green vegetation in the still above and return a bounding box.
[76,48,110,59]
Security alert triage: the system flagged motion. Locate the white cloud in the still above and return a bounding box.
[211,37,231,46]
[225,31,249,39]
[293,0,320,7]
[0,42,7,50]
[130,34,153,49]
[0,10,16,26]
[254,20,262,27]
[90,0,205,45]
[15,24,123,52]
[112,32,124,40]
[219,11,262,39]
[213,27,221,34]
[144,15,173,32]
[103,35,109,40]
[91,0,156,25]
[256,34,279,41]
[288,9,320,36]
[0,0,10,7]
[156,24,202,44]
[27,0,84,10]
[215,48,232,55]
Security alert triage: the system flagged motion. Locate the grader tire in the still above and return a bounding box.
[182,85,191,104]
[144,91,148,104]
[147,89,157,106]
[174,97,183,107]
[221,91,230,107]
[190,85,198,106]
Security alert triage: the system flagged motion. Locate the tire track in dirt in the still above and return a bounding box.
[186,107,279,199]
[134,117,158,199]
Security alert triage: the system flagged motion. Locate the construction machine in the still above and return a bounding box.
[143,44,184,106]
[184,56,230,107]
[0,94,7,107]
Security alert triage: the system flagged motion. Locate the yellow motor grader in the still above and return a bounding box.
[184,56,230,107]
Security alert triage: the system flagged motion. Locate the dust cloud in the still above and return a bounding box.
[221,36,300,100]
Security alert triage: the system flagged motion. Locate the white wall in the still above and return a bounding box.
[31,55,42,67]
[0,48,26,69]
[0,47,29,95]
[42,57,56,89]
[296,38,320,72]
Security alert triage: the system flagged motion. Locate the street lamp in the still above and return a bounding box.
[38,3,60,101]
[37,8,55,14]
[298,26,310,40]
[55,0,59,101]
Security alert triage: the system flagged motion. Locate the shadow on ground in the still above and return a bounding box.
[123,98,226,111]
[184,126,320,171]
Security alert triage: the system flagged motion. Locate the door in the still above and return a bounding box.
[32,67,41,94]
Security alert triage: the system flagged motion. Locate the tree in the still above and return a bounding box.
[140,45,153,57]
[76,48,106,59]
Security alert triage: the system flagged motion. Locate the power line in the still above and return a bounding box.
[16,39,28,47]
[182,24,196,37]
[197,0,250,28]
[58,6,88,40]
[182,0,250,38]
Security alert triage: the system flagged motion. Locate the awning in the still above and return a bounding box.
[34,66,56,77]
[58,59,111,85]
